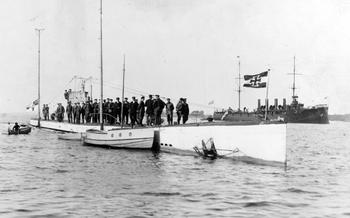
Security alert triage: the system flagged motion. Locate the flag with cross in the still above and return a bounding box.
[243,71,268,88]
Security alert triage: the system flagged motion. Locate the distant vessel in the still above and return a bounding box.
[214,56,329,124]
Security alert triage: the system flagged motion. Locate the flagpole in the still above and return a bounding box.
[237,56,241,112]
[35,28,44,128]
[264,69,270,121]
[121,54,125,129]
[99,0,104,131]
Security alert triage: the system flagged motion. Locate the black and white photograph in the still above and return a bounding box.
[0,0,350,217]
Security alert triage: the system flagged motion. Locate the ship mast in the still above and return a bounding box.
[99,0,104,130]
[237,56,241,111]
[35,28,44,128]
[121,55,126,128]
[292,56,297,101]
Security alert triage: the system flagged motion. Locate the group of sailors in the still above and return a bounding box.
[48,94,190,127]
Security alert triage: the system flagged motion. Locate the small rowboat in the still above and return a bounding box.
[57,133,85,141]
[8,125,32,135]
[83,128,155,149]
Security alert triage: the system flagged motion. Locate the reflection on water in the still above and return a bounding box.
[0,121,350,217]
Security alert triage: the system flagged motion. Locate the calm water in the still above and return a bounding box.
[0,121,350,217]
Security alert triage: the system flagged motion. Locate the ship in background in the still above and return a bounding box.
[213,56,329,124]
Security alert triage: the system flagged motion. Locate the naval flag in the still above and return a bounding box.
[26,99,39,111]
[243,71,268,88]
[32,99,39,105]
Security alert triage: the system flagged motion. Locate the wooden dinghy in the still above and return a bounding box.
[57,133,85,141]
[83,128,155,149]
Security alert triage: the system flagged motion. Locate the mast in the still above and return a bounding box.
[264,69,271,121]
[292,56,296,100]
[99,0,104,130]
[121,55,126,128]
[237,56,241,111]
[35,28,44,128]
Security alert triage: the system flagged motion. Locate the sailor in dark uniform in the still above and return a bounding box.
[176,98,183,124]
[166,98,174,125]
[108,98,114,124]
[81,102,86,124]
[138,96,145,126]
[85,101,92,123]
[42,104,47,120]
[92,99,98,123]
[153,95,165,126]
[45,105,49,120]
[182,98,189,124]
[75,102,81,124]
[129,97,139,128]
[64,90,69,102]
[123,98,129,125]
[66,101,73,123]
[56,103,65,122]
[102,99,107,123]
[145,95,154,126]
[114,97,122,124]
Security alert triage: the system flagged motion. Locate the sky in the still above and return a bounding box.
[0,0,350,114]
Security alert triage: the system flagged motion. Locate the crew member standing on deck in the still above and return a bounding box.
[92,99,98,123]
[109,98,114,124]
[85,101,92,123]
[138,96,145,126]
[66,101,73,123]
[166,98,174,125]
[102,99,107,123]
[81,102,86,124]
[72,103,77,123]
[145,95,154,126]
[42,104,47,120]
[45,105,49,120]
[129,97,138,128]
[123,98,129,125]
[56,103,65,122]
[64,90,69,102]
[182,98,189,124]
[75,102,81,124]
[153,95,165,126]
[114,97,122,124]
[176,98,183,124]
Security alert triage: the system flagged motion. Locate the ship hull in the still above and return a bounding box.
[29,119,287,164]
[213,106,328,124]
[159,123,287,164]
[286,106,329,124]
